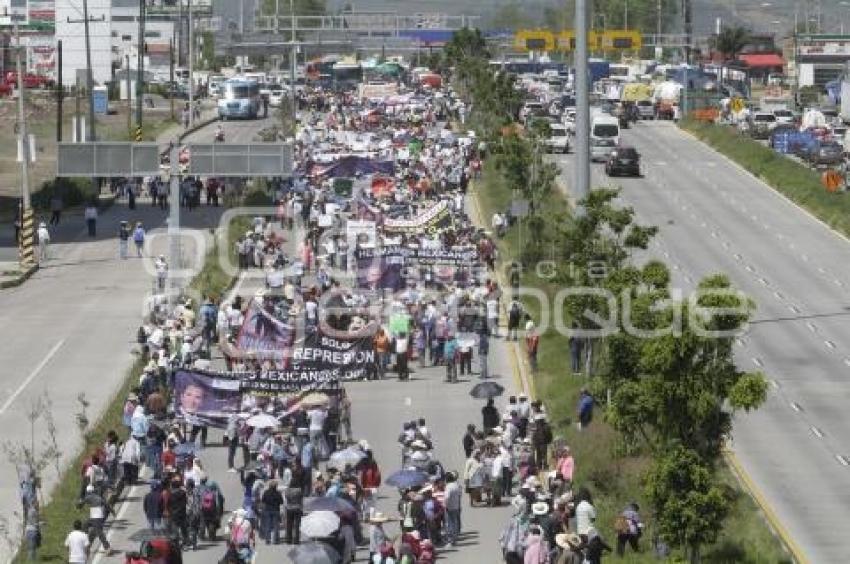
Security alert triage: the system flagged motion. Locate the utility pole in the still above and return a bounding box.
[290,0,297,136]
[188,0,194,127]
[574,0,591,214]
[12,19,34,268]
[170,38,175,121]
[136,0,146,140]
[168,141,181,305]
[56,40,63,142]
[75,74,82,142]
[126,54,132,134]
[682,0,693,63]
[67,0,102,142]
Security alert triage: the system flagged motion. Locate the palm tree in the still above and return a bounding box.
[711,25,751,61]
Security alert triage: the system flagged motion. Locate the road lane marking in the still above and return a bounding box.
[0,340,65,415]
[773,291,784,300]
[806,322,818,332]
[825,340,837,349]
[788,305,800,314]
[811,426,824,438]
[836,455,849,467]
[790,402,803,412]
[817,267,826,274]
[835,280,844,287]
[745,265,755,272]
[770,379,780,389]
[801,254,809,262]
[844,358,850,367]
[752,357,764,367]
[734,253,743,261]
[757,277,768,285]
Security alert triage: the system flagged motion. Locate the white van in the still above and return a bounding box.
[590,115,620,161]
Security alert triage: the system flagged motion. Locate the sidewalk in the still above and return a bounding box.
[0,102,219,285]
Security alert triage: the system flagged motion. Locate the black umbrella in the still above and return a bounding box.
[304,496,358,515]
[469,381,505,399]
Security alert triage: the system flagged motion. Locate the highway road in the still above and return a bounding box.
[0,112,252,559]
[551,120,850,563]
[90,116,518,564]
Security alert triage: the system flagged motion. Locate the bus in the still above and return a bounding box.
[332,60,362,88]
[217,79,261,120]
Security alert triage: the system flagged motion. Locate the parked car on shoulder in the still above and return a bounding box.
[545,123,571,153]
[748,112,778,139]
[772,108,795,125]
[808,141,844,167]
[605,146,641,177]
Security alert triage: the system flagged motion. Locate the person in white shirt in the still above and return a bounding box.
[575,490,597,537]
[307,407,327,456]
[36,222,50,261]
[65,520,90,563]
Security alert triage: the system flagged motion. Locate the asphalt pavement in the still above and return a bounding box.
[550,119,850,563]
[84,116,520,564]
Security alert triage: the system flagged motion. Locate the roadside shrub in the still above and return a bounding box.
[31,177,96,209]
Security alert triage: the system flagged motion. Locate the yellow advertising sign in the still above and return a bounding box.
[514,29,555,52]
[516,29,642,52]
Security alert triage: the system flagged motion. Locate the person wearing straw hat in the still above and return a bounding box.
[368,512,392,561]
[554,532,583,564]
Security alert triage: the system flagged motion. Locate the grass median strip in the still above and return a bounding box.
[474,159,790,563]
[681,119,850,237]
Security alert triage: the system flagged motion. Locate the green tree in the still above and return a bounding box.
[444,27,490,69]
[645,445,730,563]
[711,26,750,61]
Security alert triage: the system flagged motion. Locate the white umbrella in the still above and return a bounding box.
[329,446,366,468]
[245,413,279,429]
[300,510,341,539]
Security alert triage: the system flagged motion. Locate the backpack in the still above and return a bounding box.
[201,489,217,513]
[614,515,630,535]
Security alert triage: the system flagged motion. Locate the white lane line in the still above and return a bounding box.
[745,265,755,272]
[790,402,803,412]
[733,253,743,261]
[735,337,745,347]
[818,267,826,274]
[0,340,65,415]
[773,291,784,300]
[825,340,837,349]
[757,277,768,285]
[721,241,730,249]
[836,454,849,467]
[811,426,825,438]
[806,322,818,333]
[752,357,764,367]
[788,305,801,314]
[844,358,850,367]
[770,379,780,389]
[835,280,844,287]
[801,254,809,262]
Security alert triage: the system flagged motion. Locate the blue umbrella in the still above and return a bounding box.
[385,469,430,489]
[173,442,198,456]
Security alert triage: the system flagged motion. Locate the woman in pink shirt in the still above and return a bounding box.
[556,446,575,483]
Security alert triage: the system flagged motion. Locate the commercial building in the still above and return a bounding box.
[795,34,850,88]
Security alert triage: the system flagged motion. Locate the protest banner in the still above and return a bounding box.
[173,370,242,428]
[383,200,452,234]
[236,300,294,357]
